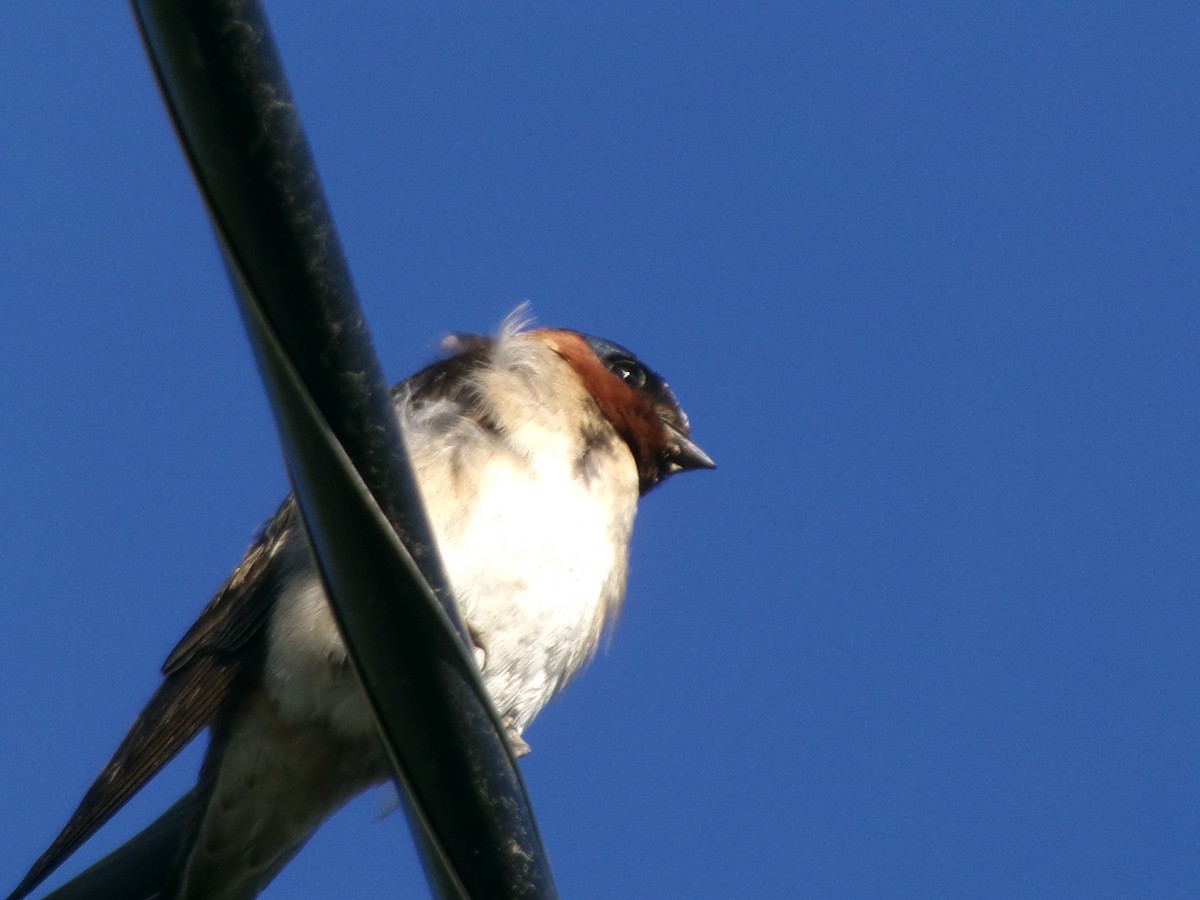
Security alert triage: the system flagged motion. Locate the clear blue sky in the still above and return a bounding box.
[2,4,1198,898]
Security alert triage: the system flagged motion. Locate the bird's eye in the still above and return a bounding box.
[609,358,648,390]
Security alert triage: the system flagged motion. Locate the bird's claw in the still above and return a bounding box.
[468,625,487,672]
[503,716,531,758]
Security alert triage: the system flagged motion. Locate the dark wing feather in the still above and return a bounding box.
[6,503,295,900]
[163,497,297,672]
[395,336,491,412]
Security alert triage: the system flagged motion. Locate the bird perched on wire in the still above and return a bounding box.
[8,311,714,900]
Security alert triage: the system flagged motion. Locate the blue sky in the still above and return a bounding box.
[2,3,1198,898]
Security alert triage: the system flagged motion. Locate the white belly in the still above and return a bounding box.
[436,451,635,729]
[263,440,638,740]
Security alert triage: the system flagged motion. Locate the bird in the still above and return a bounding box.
[8,311,714,900]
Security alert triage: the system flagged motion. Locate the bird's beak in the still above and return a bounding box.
[664,422,716,473]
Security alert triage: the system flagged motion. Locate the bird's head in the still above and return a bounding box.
[536,328,715,494]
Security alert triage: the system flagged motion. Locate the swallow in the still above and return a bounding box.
[8,311,714,900]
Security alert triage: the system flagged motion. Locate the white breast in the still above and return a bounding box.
[432,443,637,730]
[263,398,639,741]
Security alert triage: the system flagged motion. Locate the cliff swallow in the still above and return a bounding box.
[8,312,713,900]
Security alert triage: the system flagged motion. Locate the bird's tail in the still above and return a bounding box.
[37,788,203,900]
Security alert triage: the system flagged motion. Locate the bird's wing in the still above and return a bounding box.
[9,348,492,900]
[393,336,490,413]
[161,497,297,673]
[6,502,296,900]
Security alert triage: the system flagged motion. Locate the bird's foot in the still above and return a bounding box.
[467,625,487,671]
[503,717,531,758]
